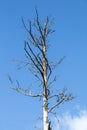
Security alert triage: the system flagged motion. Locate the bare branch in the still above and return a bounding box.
[22,17,43,53]
[48,88,74,112]
[46,58,52,82]
[28,67,43,83]
[35,9,44,42]
[52,56,66,69]
[11,58,33,70]
[48,94,73,113]
[50,112,60,123]
[8,74,43,98]
[47,76,57,88]
[24,42,43,78]
[26,42,43,71]
[48,94,59,100]
[8,75,13,84]
[11,86,42,97]
[22,18,30,33]
[11,58,33,65]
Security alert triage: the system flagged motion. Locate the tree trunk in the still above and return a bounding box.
[43,95,49,130]
[43,45,49,130]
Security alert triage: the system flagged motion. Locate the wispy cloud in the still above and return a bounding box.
[54,109,87,130]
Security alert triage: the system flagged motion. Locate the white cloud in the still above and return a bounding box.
[54,109,87,130]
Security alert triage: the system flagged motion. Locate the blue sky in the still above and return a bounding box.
[0,0,87,130]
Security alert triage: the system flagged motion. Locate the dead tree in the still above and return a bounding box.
[9,9,74,130]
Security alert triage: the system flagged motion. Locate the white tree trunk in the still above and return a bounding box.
[43,96,49,130]
[43,45,49,130]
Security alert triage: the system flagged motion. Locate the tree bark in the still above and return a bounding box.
[43,95,49,130]
[43,45,49,130]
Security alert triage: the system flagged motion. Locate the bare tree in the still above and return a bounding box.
[9,9,74,130]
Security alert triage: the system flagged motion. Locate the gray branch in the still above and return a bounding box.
[48,88,74,112]
[11,86,42,97]
[48,94,74,113]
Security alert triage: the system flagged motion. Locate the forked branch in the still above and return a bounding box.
[11,86,43,97]
[48,88,74,113]
[8,75,42,98]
